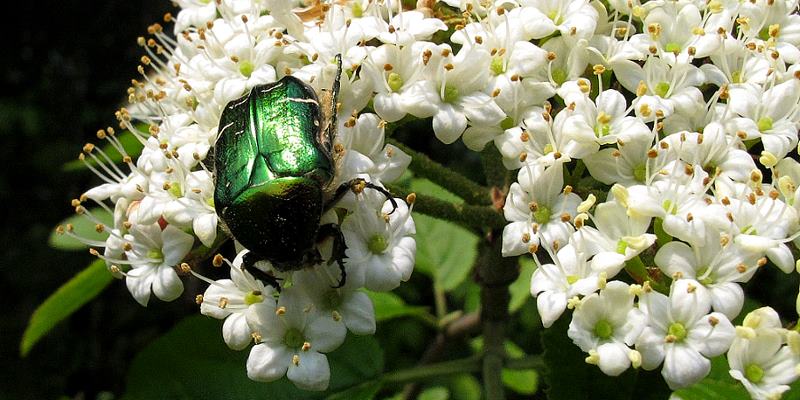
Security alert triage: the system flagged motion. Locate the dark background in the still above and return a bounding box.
[1,1,192,398]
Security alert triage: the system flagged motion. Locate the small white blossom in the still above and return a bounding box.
[568,281,646,376]
[636,279,736,389]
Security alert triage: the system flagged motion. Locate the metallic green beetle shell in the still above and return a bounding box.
[213,76,334,269]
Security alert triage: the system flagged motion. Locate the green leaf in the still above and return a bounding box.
[62,129,145,172]
[366,291,432,322]
[673,356,750,400]
[502,369,538,395]
[20,259,114,356]
[409,178,462,203]
[48,208,112,251]
[325,381,382,400]
[123,316,384,400]
[418,386,449,400]
[509,257,536,313]
[413,213,479,291]
[445,374,481,400]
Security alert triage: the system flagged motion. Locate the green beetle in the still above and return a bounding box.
[213,56,393,287]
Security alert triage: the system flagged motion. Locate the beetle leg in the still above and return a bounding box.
[363,181,398,215]
[317,223,347,288]
[324,178,399,214]
[242,251,282,292]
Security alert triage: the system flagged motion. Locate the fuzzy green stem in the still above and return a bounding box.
[480,147,511,190]
[382,354,543,384]
[387,185,507,230]
[388,139,492,205]
[383,355,483,383]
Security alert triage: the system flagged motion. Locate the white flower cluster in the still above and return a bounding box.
[445,0,800,395]
[60,0,800,395]
[62,0,435,391]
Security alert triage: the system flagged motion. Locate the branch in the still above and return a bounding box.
[477,149,518,400]
[387,185,507,230]
[383,355,482,383]
[388,139,492,205]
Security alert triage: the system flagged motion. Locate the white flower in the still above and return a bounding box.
[336,113,412,184]
[726,80,800,160]
[342,192,415,291]
[246,287,346,391]
[376,10,447,45]
[583,134,656,186]
[635,279,736,389]
[502,161,582,256]
[571,200,656,261]
[568,281,646,376]
[122,224,194,306]
[560,84,652,149]
[654,232,759,319]
[728,308,800,400]
[531,243,626,328]
[402,45,505,144]
[361,42,439,122]
[615,56,705,122]
[518,0,599,40]
[200,251,273,350]
[662,123,755,182]
[293,263,376,335]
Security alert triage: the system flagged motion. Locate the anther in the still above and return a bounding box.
[212,254,224,267]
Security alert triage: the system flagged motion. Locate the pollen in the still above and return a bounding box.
[212,254,224,267]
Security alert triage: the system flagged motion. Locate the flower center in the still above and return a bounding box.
[443,84,460,103]
[547,10,563,25]
[633,164,647,183]
[500,116,515,130]
[740,225,757,235]
[368,234,389,254]
[655,81,670,98]
[594,320,614,339]
[745,363,764,383]
[662,199,677,215]
[322,290,342,310]
[566,274,579,284]
[664,42,681,54]
[757,116,773,132]
[696,266,714,285]
[244,290,264,305]
[283,328,306,349]
[490,57,505,75]
[352,1,364,17]
[552,68,567,85]
[667,322,687,342]
[533,205,552,224]
[239,60,255,78]
[168,181,182,198]
[387,72,404,92]
[616,240,628,255]
[147,248,164,261]
[731,70,742,84]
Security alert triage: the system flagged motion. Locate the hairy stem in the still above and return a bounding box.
[388,139,492,205]
[477,148,517,400]
[387,185,506,230]
[384,355,482,383]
